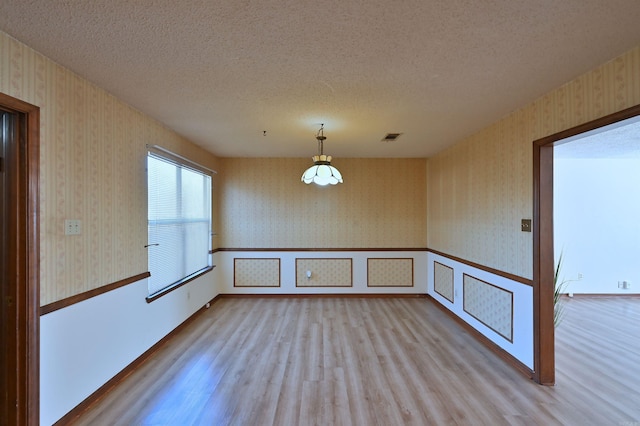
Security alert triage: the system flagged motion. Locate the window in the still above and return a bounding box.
[147,150,212,299]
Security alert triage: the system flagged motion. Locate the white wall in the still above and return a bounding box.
[40,274,217,426]
[215,251,428,295]
[427,252,534,370]
[554,158,640,294]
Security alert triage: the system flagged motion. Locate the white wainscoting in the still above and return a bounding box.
[40,273,216,425]
[427,252,534,369]
[215,251,427,295]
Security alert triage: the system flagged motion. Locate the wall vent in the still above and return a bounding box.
[382,133,402,142]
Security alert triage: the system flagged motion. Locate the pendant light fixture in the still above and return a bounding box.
[301,124,343,186]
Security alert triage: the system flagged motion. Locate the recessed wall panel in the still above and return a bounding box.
[367,258,414,287]
[434,261,454,302]
[234,258,281,287]
[463,274,514,342]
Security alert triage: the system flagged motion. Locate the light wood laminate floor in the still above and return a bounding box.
[72,296,640,425]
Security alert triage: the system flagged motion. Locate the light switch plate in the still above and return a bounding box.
[521,219,532,232]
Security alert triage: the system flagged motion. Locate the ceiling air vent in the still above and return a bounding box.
[382,133,402,142]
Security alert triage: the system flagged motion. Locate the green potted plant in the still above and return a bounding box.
[554,252,572,327]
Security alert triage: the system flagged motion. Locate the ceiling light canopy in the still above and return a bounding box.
[301,124,343,186]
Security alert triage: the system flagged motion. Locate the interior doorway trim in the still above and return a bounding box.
[0,92,40,425]
[533,103,640,385]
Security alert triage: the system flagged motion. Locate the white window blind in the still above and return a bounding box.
[147,152,212,296]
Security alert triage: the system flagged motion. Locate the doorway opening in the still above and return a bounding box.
[533,103,640,385]
[554,115,640,295]
[0,92,40,425]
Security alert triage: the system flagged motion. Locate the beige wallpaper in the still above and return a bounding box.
[219,158,427,248]
[434,261,454,303]
[427,45,640,279]
[6,25,638,302]
[0,31,220,305]
[234,258,280,287]
[367,258,413,287]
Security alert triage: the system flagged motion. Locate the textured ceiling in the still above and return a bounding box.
[1,1,640,158]
[555,117,640,159]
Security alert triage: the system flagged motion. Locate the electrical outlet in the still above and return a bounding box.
[521,219,532,232]
[577,273,583,280]
[64,219,82,235]
[618,281,632,289]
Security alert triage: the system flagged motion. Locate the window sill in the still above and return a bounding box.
[146,265,215,303]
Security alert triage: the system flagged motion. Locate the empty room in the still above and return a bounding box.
[1,1,640,425]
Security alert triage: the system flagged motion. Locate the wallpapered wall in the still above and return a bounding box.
[427,45,640,280]
[5,24,638,302]
[0,31,220,305]
[219,158,427,248]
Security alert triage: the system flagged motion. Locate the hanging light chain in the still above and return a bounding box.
[317,123,325,156]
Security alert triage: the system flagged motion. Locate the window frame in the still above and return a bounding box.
[145,146,215,303]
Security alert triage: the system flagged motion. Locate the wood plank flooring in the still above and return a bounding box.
[71,296,640,425]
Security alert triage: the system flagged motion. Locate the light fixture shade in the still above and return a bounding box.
[301,161,343,186]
